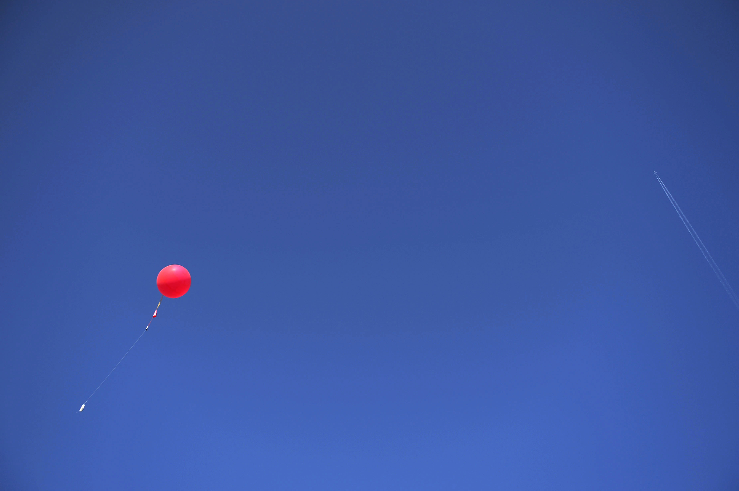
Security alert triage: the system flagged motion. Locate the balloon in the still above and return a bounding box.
[80,265,193,412]
[157,265,191,298]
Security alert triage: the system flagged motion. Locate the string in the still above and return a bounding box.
[81,295,164,409]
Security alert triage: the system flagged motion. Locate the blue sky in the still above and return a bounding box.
[1,1,739,489]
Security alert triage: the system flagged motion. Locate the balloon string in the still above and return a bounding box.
[81,295,164,409]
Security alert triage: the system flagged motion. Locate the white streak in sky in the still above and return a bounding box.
[655,172,739,310]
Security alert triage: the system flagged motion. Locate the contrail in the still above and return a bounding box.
[655,172,739,310]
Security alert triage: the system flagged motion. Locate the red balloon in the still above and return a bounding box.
[157,265,191,298]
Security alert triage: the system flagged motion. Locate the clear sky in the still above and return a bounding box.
[2,1,739,489]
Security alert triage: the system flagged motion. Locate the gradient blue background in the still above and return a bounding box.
[2,1,739,489]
